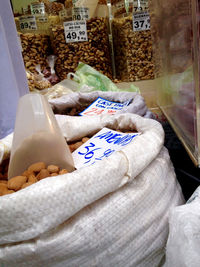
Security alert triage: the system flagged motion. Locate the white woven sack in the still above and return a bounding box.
[49,91,153,118]
[164,186,200,267]
[0,114,184,267]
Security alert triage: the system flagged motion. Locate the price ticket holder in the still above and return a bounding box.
[0,1,29,139]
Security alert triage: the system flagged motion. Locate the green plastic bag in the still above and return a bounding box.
[70,62,140,93]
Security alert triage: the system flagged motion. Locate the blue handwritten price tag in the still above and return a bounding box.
[79,97,132,116]
[72,127,140,169]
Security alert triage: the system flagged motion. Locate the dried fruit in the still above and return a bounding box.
[47,165,60,173]
[36,169,50,180]
[59,169,68,175]
[28,162,46,173]
[7,176,27,191]
[28,174,38,183]
[21,182,34,189]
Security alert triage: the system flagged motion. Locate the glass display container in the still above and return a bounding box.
[149,0,200,166]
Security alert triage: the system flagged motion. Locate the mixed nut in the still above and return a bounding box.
[51,17,112,80]
[112,16,154,81]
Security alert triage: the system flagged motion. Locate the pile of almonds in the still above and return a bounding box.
[68,137,90,153]
[0,130,136,197]
[0,162,68,197]
[0,137,91,197]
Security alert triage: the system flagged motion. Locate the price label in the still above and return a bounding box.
[72,7,89,21]
[133,12,150,31]
[22,7,29,15]
[133,0,148,6]
[31,3,45,15]
[72,127,140,169]
[59,8,72,20]
[133,0,148,12]
[19,16,37,31]
[37,16,48,22]
[80,97,132,116]
[64,20,88,43]
[116,0,133,9]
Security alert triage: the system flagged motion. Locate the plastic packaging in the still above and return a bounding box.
[51,0,112,81]
[45,55,60,85]
[111,0,155,81]
[164,187,200,267]
[71,62,140,92]
[8,94,74,178]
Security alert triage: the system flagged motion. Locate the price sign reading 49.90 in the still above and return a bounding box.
[64,21,88,43]
[133,11,150,32]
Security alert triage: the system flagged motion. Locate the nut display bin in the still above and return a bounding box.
[149,0,200,166]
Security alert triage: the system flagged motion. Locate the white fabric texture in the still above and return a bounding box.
[49,91,154,118]
[164,186,200,267]
[0,114,184,266]
[0,133,13,162]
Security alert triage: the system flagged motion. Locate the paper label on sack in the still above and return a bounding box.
[72,7,89,20]
[31,3,45,15]
[64,21,88,43]
[19,16,37,31]
[79,97,132,116]
[133,11,150,31]
[72,127,140,169]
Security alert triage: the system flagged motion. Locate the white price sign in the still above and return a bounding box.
[72,7,89,20]
[72,127,140,169]
[59,8,72,20]
[31,3,45,15]
[37,16,48,22]
[64,21,88,43]
[80,97,132,116]
[19,16,37,31]
[133,12,150,31]
[133,0,149,12]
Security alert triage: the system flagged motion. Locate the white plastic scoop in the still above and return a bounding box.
[8,94,74,178]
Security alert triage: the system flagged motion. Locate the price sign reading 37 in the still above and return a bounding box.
[133,11,150,31]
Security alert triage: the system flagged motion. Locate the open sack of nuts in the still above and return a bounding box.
[49,90,154,118]
[0,110,184,266]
